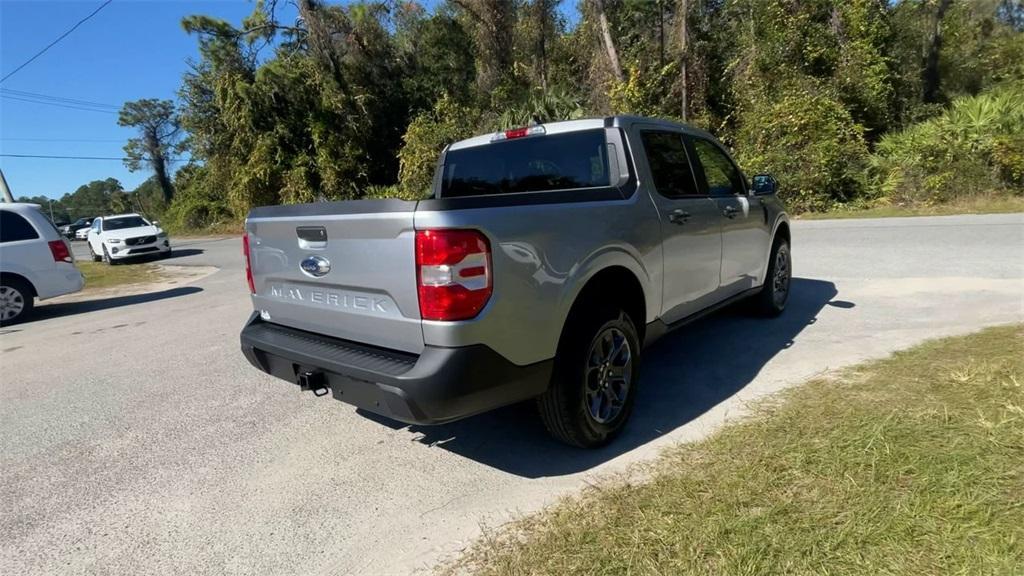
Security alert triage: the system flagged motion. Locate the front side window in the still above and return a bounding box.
[691,138,746,196]
[92,220,102,232]
[640,131,700,198]
[441,129,610,197]
[0,211,40,243]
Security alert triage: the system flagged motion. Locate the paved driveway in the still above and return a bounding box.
[2,214,1022,575]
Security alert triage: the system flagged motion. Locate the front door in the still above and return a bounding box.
[688,136,771,296]
[635,129,722,324]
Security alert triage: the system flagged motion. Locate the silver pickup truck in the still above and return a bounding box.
[240,115,790,447]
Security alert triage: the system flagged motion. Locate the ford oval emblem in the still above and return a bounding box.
[300,255,331,278]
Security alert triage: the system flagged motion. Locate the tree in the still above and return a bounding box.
[118,99,181,204]
[924,0,954,103]
[592,0,624,83]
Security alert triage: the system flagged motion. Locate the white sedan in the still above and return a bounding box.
[86,213,171,264]
[75,227,90,240]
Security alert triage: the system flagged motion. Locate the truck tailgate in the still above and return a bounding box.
[245,200,423,354]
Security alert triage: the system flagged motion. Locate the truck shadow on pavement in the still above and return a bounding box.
[365,277,841,477]
[31,286,203,322]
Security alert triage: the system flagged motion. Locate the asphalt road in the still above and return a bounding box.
[2,214,1022,575]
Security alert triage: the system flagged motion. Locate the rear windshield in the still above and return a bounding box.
[440,129,610,198]
[103,216,149,230]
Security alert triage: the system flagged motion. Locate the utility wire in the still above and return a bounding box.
[0,0,114,83]
[1,153,189,161]
[1,94,118,114]
[0,137,125,143]
[0,88,119,109]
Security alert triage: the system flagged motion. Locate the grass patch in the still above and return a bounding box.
[445,325,1024,576]
[799,195,1024,220]
[77,260,166,291]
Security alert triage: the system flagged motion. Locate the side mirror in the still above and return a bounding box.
[151,220,160,226]
[752,174,778,196]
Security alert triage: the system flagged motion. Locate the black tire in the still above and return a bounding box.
[751,237,791,317]
[538,306,641,448]
[0,277,35,326]
[102,245,116,266]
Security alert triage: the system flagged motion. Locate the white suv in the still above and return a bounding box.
[0,203,84,324]
[86,213,171,264]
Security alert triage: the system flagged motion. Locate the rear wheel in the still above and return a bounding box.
[0,278,34,325]
[752,238,791,317]
[538,306,641,448]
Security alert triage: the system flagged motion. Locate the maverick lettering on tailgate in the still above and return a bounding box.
[270,284,389,313]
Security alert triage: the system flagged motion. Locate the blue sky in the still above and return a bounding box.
[0,0,579,201]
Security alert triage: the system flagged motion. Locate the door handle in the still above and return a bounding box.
[723,205,739,219]
[668,210,691,225]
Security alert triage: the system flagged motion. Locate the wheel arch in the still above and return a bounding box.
[556,265,648,355]
[0,271,38,297]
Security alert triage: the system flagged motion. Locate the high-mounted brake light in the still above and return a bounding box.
[416,229,492,321]
[242,234,255,294]
[48,240,72,263]
[491,125,546,142]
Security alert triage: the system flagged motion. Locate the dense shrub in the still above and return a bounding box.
[870,82,1024,205]
[734,80,871,213]
[396,96,482,199]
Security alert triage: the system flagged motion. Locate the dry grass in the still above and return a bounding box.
[798,195,1024,220]
[77,260,166,291]
[443,325,1024,576]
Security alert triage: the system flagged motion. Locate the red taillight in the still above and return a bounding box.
[416,229,492,321]
[491,125,547,142]
[48,240,72,263]
[242,234,255,294]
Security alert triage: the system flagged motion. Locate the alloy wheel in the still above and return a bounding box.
[584,327,633,424]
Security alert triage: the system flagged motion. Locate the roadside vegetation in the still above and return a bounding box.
[16,1,1024,230]
[443,325,1024,576]
[77,261,166,291]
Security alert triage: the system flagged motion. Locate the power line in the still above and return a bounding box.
[1,153,189,161]
[0,0,114,83]
[0,88,119,109]
[1,94,118,114]
[0,137,125,143]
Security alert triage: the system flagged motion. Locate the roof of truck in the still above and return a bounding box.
[448,115,718,152]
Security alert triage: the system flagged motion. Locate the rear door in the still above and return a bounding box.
[246,200,424,354]
[636,129,723,324]
[688,136,771,296]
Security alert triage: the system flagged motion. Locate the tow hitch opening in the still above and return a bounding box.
[297,370,329,396]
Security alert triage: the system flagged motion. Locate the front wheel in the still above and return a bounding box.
[752,238,791,317]
[0,278,34,325]
[102,245,116,266]
[538,307,641,448]
[90,243,102,262]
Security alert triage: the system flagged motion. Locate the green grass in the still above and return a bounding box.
[799,195,1024,220]
[444,325,1024,576]
[77,260,166,291]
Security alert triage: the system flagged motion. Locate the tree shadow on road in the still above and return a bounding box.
[362,277,842,477]
[29,286,203,322]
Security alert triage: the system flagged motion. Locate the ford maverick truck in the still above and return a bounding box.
[240,116,791,447]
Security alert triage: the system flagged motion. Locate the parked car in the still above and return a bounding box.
[239,116,791,447]
[75,227,91,241]
[86,213,171,264]
[61,217,94,240]
[0,203,84,324]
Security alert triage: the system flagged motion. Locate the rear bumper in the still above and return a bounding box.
[239,314,552,425]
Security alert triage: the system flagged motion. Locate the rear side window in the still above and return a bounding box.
[0,211,40,243]
[691,138,746,196]
[640,131,700,198]
[441,129,610,197]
